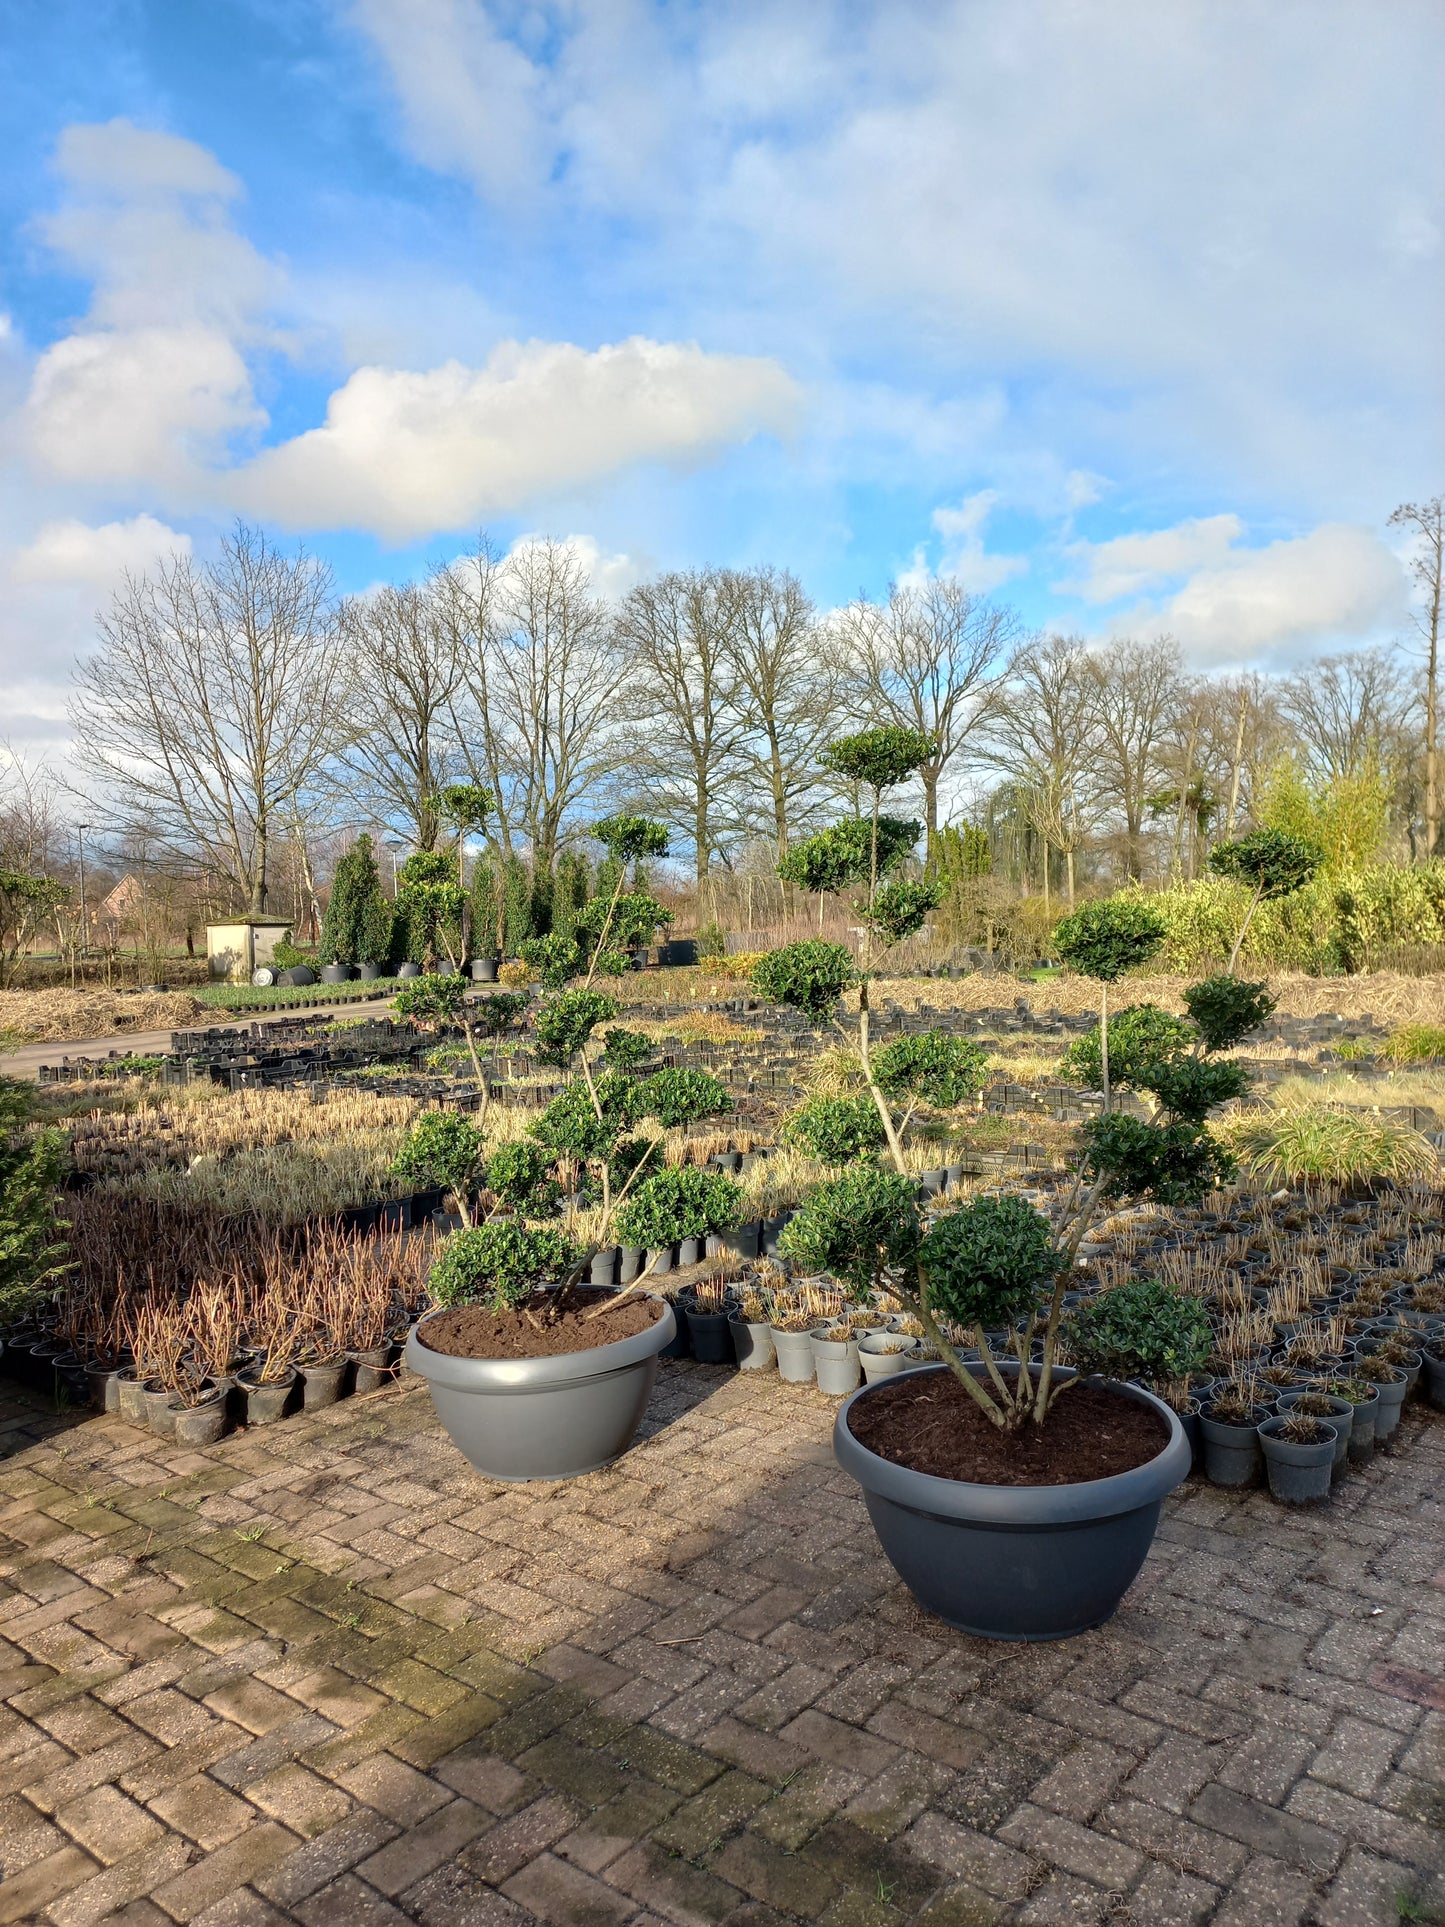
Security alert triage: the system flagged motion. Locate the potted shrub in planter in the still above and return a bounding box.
[1257,1411,1338,1504]
[614,1165,744,1287]
[404,1221,676,1482]
[750,774,1272,1636]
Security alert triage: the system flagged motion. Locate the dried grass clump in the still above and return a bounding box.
[0,987,204,1045]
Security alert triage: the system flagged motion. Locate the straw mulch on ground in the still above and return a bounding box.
[0,987,204,1045]
[862,969,1445,1025]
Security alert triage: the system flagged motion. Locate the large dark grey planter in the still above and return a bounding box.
[320,963,351,984]
[833,1367,1190,1642]
[357,962,383,981]
[397,962,422,979]
[471,958,499,982]
[405,1299,677,1482]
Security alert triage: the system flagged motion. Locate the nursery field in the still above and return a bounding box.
[3,942,1445,1923]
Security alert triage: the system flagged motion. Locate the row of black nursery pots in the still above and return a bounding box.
[586,1212,795,1290]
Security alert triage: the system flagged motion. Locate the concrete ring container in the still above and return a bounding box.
[405,1299,677,1483]
[833,1365,1190,1642]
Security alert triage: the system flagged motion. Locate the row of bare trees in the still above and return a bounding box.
[47,500,1445,923]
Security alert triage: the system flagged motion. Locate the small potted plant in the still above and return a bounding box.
[403,1221,677,1481]
[1257,1410,1338,1504]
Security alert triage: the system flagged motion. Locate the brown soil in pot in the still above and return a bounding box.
[846,1373,1169,1486]
[418,1289,665,1361]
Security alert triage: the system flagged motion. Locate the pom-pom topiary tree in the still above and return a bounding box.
[1051,898,1167,1112]
[1208,828,1322,972]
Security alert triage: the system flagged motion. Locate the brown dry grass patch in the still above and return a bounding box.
[0,987,204,1045]
[867,970,1445,1025]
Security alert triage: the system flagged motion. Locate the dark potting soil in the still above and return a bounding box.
[847,1374,1169,1486]
[419,1290,664,1360]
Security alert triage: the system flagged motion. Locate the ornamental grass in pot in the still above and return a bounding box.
[747,765,1288,1638]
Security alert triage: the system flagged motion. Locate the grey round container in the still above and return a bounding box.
[859,1334,919,1383]
[1422,1348,1445,1412]
[321,963,351,984]
[834,1367,1189,1641]
[1199,1409,1266,1487]
[810,1326,861,1397]
[1366,1369,1408,1440]
[1346,1385,1379,1461]
[1258,1416,1337,1504]
[728,1314,775,1372]
[770,1326,816,1384]
[1277,1391,1352,1472]
[405,1298,676,1482]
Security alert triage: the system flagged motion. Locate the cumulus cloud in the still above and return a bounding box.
[231,337,801,541]
[1085,523,1410,667]
[1059,514,1244,603]
[13,515,190,583]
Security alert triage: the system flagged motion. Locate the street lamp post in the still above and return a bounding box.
[76,824,91,960]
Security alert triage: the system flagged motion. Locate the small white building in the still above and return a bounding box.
[206,918,294,983]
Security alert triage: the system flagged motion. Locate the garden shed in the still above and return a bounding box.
[206,917,293,982]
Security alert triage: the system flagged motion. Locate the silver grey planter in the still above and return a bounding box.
[833,1367,1190,1642]
[405,1300,677,1483]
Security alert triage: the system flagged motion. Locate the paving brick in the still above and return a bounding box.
[711,1829,840,1917]
[1308,1716,1405,1799]
[0,1846,99,1926]
[600,1839,744,1927]
[146,1773,255,1849]
[995,1803,1143,1891]
[1126,1861,1221,1926]
[462,1792,586,1884]
[253,1808,401,1907]
[1191,1783,1344,1875]
[1027,1738,1132,1823]
[293,1872,415,1926]
[54,1781,168,1864]
[356,1794,491,1896]
[502,1849,637,1925]
[245,1761,354,1837]
[150,1823,301,1922]
[47,1837,194,1927]
[1207,1852,1324,1927]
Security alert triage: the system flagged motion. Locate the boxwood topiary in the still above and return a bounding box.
[634,1067,733,1127]
[917,1194,1057,1332]
[428,1222,579,1311]
[614,1165,743,1248]
[1063,1278,1211,1384]
[782,1093,886,1164]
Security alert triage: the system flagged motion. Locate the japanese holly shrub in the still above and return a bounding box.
[634,1067,733,1128]
[749,940,856,1019]
[778,816,921,896]
[601,1027,653,1070]
[777,1165,919,1295]
[782,1093,886,1164]
[533,989,619,1065]
[531,1074,638,1163]
[1053,899,1167,981]
[821,725,939,793]
[1060,1004,1193,1091]
[872,1031,990,1108]
[485,1140,561,1216]
[918,1194,1057,1333]
[428,1222,579,1311]
[1063,1278,1211,1384]
[614,1166,743,1248]
[519,933,582,989]
[391,1111,487,1217]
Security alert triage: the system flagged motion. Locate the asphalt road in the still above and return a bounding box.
[0,998,391,1082]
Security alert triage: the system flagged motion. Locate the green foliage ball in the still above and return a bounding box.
[782,1093,886,1164]
[919,1194,1056,1331]
[872,1030,990,1107]
[1053,899,1166,982]
[749,940,856,1019]
[1063,1278,1211,1384]
[427,1222,578,1311]
[777,1166,920,1297]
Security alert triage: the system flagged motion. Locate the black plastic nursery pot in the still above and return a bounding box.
[404,1298,677,1482]
[832,1366,1190,1642]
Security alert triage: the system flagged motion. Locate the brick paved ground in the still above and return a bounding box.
[1,1362,1442,1927]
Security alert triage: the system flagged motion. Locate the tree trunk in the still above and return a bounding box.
[251,818,268,915]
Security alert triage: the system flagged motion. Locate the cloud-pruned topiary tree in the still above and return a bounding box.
[1208,828,1323,972]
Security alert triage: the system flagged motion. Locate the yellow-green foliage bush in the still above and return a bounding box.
[1127,862,1445,976]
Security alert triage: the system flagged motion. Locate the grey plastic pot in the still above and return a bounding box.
[677,1238,702,1268]
[301,1360,348,1410]
[357,962,383,981]
[117,1369,149,1427]
[1276,1391,1352,1472]
[834,1367,1189,1642]
[86,1364,124,1413]
[1423,1348,1445,1412]
[144,1381,179,1437]
[321,963,352,984]
[1258,1416,1337,1504]
[172,1393,227,1447]
[859,1334,919,1383]
[589,1247,618,1288]
[728,1314,775,1372]
[471,959,499,982]
[397,962,422,979]
[404,1298,677,1482]
[1346,1385,1379,1461]
[348,1346,395,1394]
[771,1326,816,1384]
[810,1328,861,1397]
[1200,1409,1267,1487]
[1363,1369,1407,1440]
[241,1370,297,1424]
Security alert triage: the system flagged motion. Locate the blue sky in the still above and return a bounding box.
[1,0,1440,753]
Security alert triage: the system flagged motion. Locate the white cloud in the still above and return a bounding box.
[1159,524,1409,665]
[232,336,801,541]
[502,532,645,604]
[1059,514,1244,603]
[928,490,1027,592]
[13,515,190,583]
[26,327,261,488]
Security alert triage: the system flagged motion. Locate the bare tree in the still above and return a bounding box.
[834,579,1016,835]
[337,580,467,850]
[1086,637,1183,880]
[70,523,344,913]
[1278,648,1411,783]
[477,541,628,872]
[720,567,838,857]
[432,538,514,859]
[1390,496,1443,859]
[614,571,745,882]
[987,634,1100,904]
